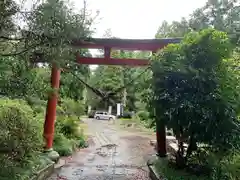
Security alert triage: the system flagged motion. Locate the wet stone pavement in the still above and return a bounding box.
[47,119,154,180]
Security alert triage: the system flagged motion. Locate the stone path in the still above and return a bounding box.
[47,119,154,180]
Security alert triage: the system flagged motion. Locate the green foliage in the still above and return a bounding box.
[0,98,43,179]
[53,131,87,156]
[0,98,43,157]
[60,98,85,116]
[88,65,124,109]
[155,151,240,180]
[0,0,18,36]
[26,96,47,114]
[87,50,152,112]
[154,159,207,180]
[55,115,80,139]
[211,151,240,180]
[60,70,89,101]
[216,152,240,180]
[54,117,87,156]
[0,0,91,178]
[152,29,240,167]
[53,132,74,156]
[137,111,149,121]
[155,0,239,46]
[54,114,87,156]
[0,154,53,180]
[77,135,88,148]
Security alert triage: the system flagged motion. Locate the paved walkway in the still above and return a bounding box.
[47,119,154,180]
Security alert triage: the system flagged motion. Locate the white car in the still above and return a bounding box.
[94,111,116,120]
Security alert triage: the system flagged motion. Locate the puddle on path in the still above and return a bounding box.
[48,122,151,180]
[48,142,150,180]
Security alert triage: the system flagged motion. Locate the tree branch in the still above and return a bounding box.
[0,36,24,41]
[0,42,43,57]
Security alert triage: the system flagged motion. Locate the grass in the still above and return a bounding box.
[154,158,208,180]
[119,117,134,123]
[117,117,141,129]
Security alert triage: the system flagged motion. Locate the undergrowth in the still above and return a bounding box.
[0,97,88,179]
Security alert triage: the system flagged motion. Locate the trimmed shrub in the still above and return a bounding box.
[0,98,43,179]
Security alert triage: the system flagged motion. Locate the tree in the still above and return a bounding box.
[87,65,124,110]
[0,0,93,102]
[152,29,240,167]
[0,0,18,36]
[155,19,190,38]
[86,46,152,113]
[156,0,240,46]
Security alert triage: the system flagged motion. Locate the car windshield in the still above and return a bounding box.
[96,112,109,115]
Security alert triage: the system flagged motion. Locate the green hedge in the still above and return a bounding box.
[0,98,44,179]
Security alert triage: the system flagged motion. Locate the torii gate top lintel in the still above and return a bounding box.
[72,37,182,50]
[73,38,182,66]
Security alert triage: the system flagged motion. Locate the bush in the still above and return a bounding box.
[152,29,240,167]
[76,135,88,148]
[60,98,84,116]
[154,151,240,180]
[54,115,87,156]
[25,96,46,107]
[54,130,87,156]
[53,133,74,156]
[0,98,43,179]
[25,97,46,114]
[118,111,133,119]
[137,111,149,121]
[154,158,207,180]
[0,98,43,158]
[56,105,65,115]
[210,151,240,180]
[55,115,80,139]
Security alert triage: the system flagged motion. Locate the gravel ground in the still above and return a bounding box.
[47,119,154,180]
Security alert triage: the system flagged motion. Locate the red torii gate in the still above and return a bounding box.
[43,37,181,158]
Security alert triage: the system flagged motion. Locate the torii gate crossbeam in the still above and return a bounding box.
[43,37,181,158]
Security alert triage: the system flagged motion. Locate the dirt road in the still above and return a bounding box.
[48,118,155,180]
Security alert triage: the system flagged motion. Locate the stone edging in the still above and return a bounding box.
[30,162,54,180]
[148,164,168,180]
[147,158,168,180]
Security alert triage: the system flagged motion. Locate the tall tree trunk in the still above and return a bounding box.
[122,88,127,108]
[186,133,197,160]
[176,127,186,168]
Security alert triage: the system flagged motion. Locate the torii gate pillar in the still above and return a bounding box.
[43,63,61,160]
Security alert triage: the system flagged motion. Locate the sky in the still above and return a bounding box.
[20,0,208,69]
[72,0,208,39]
[70,0,208,69]
[20,0,208,38]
